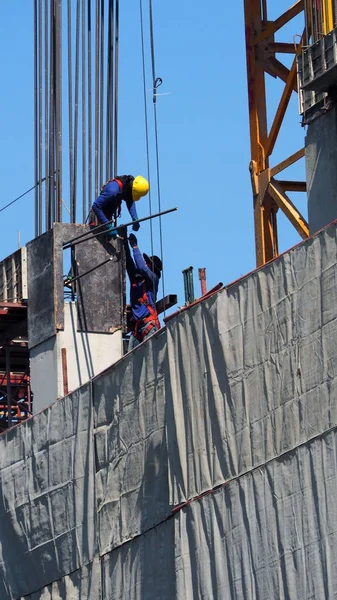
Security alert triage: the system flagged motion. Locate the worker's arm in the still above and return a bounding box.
[132,246,158,286]
[125,198,140,231]
[92,181,120,225]
[123,232,137,280]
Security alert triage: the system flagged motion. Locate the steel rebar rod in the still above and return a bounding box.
[82,0,87,223]
[106,0,113,179]
[95,0,100,195]
[73,0,81,224]
[99,0,105,186]
[34,0,39,236]
[88,0,93,212]
[48,1,55,228]
[114,0,119,175]
[68,0,74,221]
[63,206,178,248]
[38,0,43,234]
[64,256,113,285]
[55,0,62,222]
[45,0,50,231]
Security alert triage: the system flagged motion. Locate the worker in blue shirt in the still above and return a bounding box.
[90,175,149,239]
[124,232,162,350]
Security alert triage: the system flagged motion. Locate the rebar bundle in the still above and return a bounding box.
[34,0,119,235]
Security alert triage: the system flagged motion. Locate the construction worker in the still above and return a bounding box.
[124,231,162,350]
[90,175,149,239]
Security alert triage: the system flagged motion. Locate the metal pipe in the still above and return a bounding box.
[63,206,178,248]
[64,256,114,285]
[198,268,207,296]
[182,266,194,304]
[6,347,12,429]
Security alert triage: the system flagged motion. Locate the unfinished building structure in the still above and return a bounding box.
[1,0,337,598]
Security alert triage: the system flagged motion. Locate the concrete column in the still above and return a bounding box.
[305,104,337,234]
[30,302,122,412]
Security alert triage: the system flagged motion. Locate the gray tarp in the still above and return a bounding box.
[6,221,337,598]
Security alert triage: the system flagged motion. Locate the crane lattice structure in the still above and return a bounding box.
[244,0,337,267]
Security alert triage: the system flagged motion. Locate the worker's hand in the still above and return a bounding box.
[128,233,138,248]
[106,224,118,240]
[132,218,140,232]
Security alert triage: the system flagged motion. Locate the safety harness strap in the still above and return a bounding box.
[131,279,160,341]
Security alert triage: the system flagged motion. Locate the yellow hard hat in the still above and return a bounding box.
[132,175,149,201]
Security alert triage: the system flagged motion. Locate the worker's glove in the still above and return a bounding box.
[119,226,127,240]
[128,233,138,248]
[106,224,118,240]
[132,218,140,232]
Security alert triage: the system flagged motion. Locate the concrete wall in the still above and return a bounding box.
[305,104,337,233]
[31,302,122,412]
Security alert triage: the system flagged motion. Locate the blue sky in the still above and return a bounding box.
[0,2,307,310]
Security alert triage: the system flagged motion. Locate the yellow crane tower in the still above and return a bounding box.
[244,0,337,267]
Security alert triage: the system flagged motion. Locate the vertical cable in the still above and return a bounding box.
[139,0,154,258]
[149,0,165,303]
[114,0,119,175]
[34,0,39,236]
[88,0,93,211]
[45,0,50,231]
[68,0,74,221]
[82,0,87,222]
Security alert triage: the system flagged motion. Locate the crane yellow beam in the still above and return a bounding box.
[244,0,308,267]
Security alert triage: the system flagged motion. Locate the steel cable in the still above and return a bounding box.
[149,0,165,305]
[139,0,154,259]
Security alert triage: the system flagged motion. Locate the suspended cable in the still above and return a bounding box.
[0,177,50,214]
[139,0,154,259]
[149,0,165,305]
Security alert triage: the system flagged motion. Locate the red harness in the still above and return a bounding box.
[131,280,160,342]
